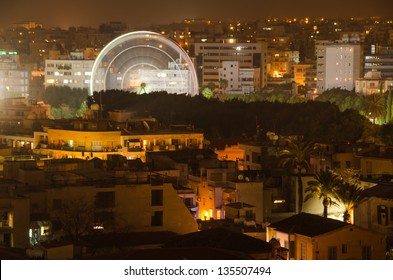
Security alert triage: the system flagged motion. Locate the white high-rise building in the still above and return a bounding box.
[44,57,94,90]
[218,61,259,94]
[0,51,29,99]
[316,42,363,93]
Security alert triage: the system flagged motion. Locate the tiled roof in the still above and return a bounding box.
[165,228,271,254]
[268,213,347,237]
[360,183,393,200]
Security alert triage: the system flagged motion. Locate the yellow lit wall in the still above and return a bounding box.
[268,225,386,260]
[47,129,121,151]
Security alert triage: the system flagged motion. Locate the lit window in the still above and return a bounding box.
[40,226,50,236]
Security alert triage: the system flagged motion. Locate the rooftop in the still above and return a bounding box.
[360,183,393,200]
[164,227,272,254]
[268,213,348,237]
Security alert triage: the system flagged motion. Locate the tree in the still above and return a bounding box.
[53,197,95,241]
[278,137,315,213]
[384,87,393,123]
[364,93,386,124]
[43,85,89,119]
[334,182,363,223]
[139,82,147,94]
[201,87,214,99]
[305,170,340,218]
[206,82,217,91]
[219,79,229,94]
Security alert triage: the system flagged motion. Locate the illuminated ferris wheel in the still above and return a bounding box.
[90,31,198,96]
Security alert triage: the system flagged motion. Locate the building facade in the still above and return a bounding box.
[267,213,386,260]
[218,61,259,94]
[316,42,363,93]
[0,51,29,99]
[1,158,199,248]
[194,42,267,89]
[34,125,204,162]
[365,46,393,79]
[355,70,393,94]
[354,184,393,239]
[44,58,94,89]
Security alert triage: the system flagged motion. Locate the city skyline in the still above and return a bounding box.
[0,0,391,29]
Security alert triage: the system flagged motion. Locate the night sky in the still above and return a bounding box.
[0,0,391,29]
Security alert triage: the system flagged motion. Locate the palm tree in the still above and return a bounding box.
[278,137,315,213]
[305,170,340,218]
[334,182,363,223]
[364,93,386,124]
[139,82,147,94]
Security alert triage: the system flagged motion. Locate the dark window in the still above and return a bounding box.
[377,205,388,225]
[342,244,347,254]
[95,192,115,208]
[151,190,163,206]
[328,247,337,260]
[289,240,295,258]
[151,211,163,226]
[362,246,371,260]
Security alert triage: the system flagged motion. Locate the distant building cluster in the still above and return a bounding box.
[0,17,392,99]
[0,17,393,260]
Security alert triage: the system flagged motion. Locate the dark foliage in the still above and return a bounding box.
[43,85,88,109]
[87,90,368,143]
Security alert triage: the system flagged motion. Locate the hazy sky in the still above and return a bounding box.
[0,0,391,28]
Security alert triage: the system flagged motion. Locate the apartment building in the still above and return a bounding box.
[1,157,198,248]
[364,46,393,79]
[316,41,363,93]
[268,50,299,78]
[194,41,268,89]
[218,61,259,94]
[44,54,94,90]
[34,121,204,162]
[0,51,29,99]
